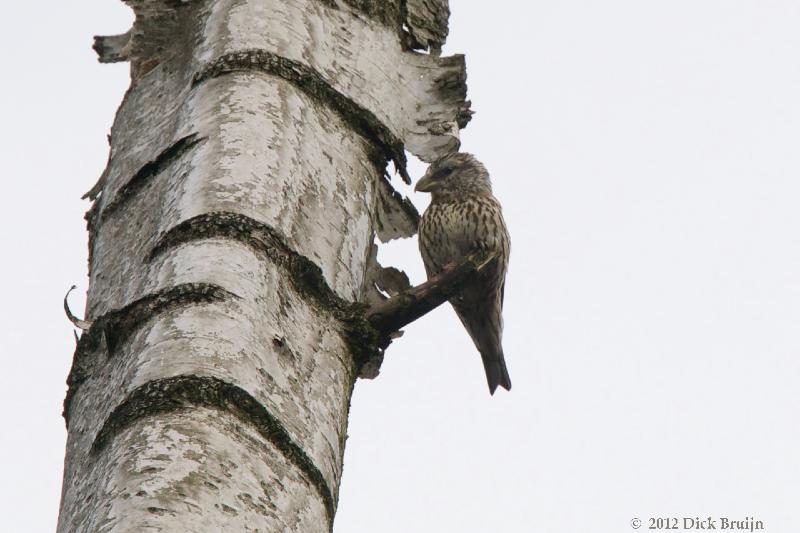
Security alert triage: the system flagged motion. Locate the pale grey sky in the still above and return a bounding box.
[1,1,799,532]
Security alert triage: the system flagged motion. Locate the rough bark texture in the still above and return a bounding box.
[59,0,469,532]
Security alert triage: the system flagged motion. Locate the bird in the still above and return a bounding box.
[415,152,511,394]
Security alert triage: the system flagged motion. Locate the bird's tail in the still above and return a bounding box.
[481,349,511,395]
[452,293,511,395]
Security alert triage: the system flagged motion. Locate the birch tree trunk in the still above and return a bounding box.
[58,0,469,531]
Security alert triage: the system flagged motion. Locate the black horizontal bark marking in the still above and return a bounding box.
[193,50,410,183]
[322,0,402,30]
[91,375,337,526]
[63,283,237,425]
[321,0,444,53]
[401,0,450,51]
[100,133,204,221]
[149,212,349,310]
[148,212,381,372]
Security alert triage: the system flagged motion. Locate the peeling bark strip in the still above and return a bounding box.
[194,51,410,183]
[375,175,420,242]
[362,243,412,308]
[100,134,204,220]
[403,0,451,50]
[63,286,92,331]
[91,375,337,524]
[93,30,132,63]
[63,283,237,424]
[323,0,402,29]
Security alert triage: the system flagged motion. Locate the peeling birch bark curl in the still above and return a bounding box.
[59,0,470,532]
[63,285,91,331]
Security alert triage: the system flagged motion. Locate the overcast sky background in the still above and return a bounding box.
[1,1,799,532]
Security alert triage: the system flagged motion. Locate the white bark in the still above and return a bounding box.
[59,0,469,531]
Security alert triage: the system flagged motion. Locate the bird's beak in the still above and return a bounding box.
[414,174,439,193]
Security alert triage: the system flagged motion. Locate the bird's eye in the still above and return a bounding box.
[433,167,453,180]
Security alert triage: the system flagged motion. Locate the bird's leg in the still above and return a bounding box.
[470,250,499,271]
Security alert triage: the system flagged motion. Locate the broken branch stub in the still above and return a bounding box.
[365,251,497,337]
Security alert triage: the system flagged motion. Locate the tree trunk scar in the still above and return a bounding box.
[99,134,205,222]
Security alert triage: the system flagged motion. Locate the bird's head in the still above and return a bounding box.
[414,152,492,198]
